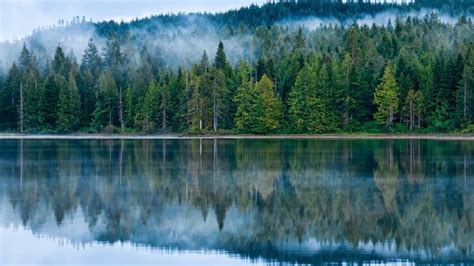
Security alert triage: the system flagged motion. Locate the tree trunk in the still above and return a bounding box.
[199,89,203,131]
[343,110,349,129]
[464,71,468,122]
[417,106,421,130]
[389,105,393,128]
[162,109,166,131]
[108,101,112,128]
[213,90,217,132]
[119,87,124,133]
[19,82,24,133]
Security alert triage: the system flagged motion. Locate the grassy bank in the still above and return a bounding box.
[1,133,474,140]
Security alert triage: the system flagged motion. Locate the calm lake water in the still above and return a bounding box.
[1,139,474,265]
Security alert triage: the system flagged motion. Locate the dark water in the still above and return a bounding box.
[1,139,474,265]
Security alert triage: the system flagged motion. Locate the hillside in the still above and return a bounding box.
[0,0,473,134]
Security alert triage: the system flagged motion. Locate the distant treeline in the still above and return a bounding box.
[0,1,473,134]
[94,0,474,34]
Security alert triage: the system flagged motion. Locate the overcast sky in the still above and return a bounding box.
[0,0,267,41]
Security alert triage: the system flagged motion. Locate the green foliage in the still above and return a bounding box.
[257,75,283,133]
[79,39,101,126]
[289,56,338,133]
[460,124,474,134]
[92,70,118,131]
[234,62,255,133]
[1,4,474,134]
[136,81,160,132]
[374,65,399,129]
[24,70,43,131]
[359,121,385,134]
[57,72,81,132]
[214,41,227,70]
[235,71,283,134]
[187,71,205,132]
[0,64,21,130]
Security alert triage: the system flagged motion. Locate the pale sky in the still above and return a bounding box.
[0,0,267,41]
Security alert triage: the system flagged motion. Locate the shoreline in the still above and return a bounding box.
[0,134,474,140]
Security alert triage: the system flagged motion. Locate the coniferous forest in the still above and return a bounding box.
[1,0,474,134]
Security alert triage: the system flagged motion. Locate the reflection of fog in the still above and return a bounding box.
[1,139,474,264]
[0,225,263,266]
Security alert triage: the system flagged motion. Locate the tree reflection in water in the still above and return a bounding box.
[1,139,474,264]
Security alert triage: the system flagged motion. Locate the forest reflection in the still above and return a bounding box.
[1,139,474,263]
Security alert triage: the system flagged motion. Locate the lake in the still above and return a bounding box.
[1,139,473,265]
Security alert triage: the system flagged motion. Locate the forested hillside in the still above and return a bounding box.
[1,0,474,134]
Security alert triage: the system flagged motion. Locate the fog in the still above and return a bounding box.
[0,6,470,73]
[278,8,468,31]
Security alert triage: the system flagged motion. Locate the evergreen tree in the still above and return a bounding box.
[168,70,187,132]
[136,81,160,132]
[52,46,69,77]
[24,70,43,131]
[403,89,425,131]
[57,72,81,132]
[123,86,134,128]
[256,74,283,133]
[80,39,102,126]
[235,72,282,134]
[288,57,318,133]
[210,68,227,132]
[159,79,171,131]
[15,45,42,131]
[457,47,474,125]
[234,62,256,133]
[0,8,473,134]
[0,64,21,130]
[92,70,118,131]
[214,41,227,70]
[374,65,399,129]
[187,72,205,132]
[341,53,357,128]
[289,56,338,133]
[18,43,37,73]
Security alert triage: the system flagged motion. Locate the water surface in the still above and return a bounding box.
[1,139,473,265]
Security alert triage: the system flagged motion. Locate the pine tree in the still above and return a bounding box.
[403,89,423,131]
[80,39,102,126]
[52,46,69,77]
[18,43,36,73]
[211,68,227,132]
[159,80,171,131]
[136,81,160,132]
[187,72,205,132]
[41,47,71,131]
[374,65,399,129]
[457,47,474,125]
[288,57,319,133]
[235,73,282,134]
[415,90,424,129]
[24,70,43,131]
[234,62,256,132]
[41,74,61,130]
[289,56,337,133]
[168,70,187,132]
[57,72,81,132]
[0,64,21,130]
[15,45,42,131]
[256,74,283,133]
[92,70,118,131]
[341,53,357,129]
[417,57,434,126]
[214,41,227,70]
[123,86,134,128]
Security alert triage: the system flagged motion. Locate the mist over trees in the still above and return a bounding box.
[0,0,474,133]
